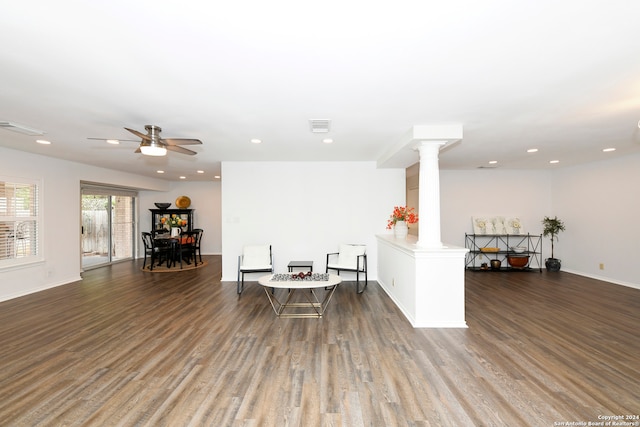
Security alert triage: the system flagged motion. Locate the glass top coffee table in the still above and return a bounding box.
[258,273,341,318]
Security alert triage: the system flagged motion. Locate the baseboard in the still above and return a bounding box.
[0,275,82,303]
[561,269,639,291]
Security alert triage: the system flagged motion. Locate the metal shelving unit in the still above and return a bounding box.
[465,233,542,272]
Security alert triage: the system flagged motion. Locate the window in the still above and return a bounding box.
[0,178,41,267]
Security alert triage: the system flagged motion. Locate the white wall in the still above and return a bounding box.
[0,146,170,302]
[440,169,553,247]
[220,161,405,282]
[552,153,640,288]
[439,163,639,289]
[139,180,222,255]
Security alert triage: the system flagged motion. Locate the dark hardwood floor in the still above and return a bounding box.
[0,256,638,426]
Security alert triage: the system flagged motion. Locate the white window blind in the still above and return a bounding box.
[0,178,41,267]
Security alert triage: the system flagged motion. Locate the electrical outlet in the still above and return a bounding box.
[599,263,604,270]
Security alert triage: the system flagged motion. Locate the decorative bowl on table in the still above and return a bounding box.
[507,255,529,268]
[154,202,171,210]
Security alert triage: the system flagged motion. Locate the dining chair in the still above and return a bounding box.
[174,230,198,269]
[141,232,171,271]
[192,228,203,263]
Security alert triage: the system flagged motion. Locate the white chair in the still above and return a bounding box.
[237,245,273,294]
[326,244,367,294]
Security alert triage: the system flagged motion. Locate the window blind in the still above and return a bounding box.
[0,179,40,265]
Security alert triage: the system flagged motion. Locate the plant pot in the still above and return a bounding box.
[545,258,561,272]
[490,259,502,270]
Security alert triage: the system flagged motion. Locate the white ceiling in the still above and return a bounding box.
[1,1,640,181]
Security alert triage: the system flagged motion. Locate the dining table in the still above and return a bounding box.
[153,232,196,268]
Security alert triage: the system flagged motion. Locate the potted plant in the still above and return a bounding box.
[542,216,565,271]
[386,206,418,239]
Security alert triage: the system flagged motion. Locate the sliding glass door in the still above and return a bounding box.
[81,185,136,270]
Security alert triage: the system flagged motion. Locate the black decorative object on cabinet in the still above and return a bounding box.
[465,233,542,272]
[150,209,194,233]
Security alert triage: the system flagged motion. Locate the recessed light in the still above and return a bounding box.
[322,138,334,144]
[106,139,120,145]
[157,170,165,174]
[549,160,560,164]
[527,148,538,153]
[251,138,262,144]
[602,148,616,152]
[489,160,497,164]
[36,139,51,145]
[179,176,186,180]
[197,170,204,174]
[214,175,221,179]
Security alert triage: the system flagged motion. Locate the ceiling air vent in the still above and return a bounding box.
[309,119,331,133]
[0,121,45,136]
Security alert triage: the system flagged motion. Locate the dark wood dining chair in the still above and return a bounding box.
[141,232,171,270]
[192,228,203,263]
[175,231,198,269]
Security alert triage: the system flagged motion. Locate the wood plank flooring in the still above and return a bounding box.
[0,256,638,426]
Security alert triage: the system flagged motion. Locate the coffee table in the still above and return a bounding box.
[258,273,341,318]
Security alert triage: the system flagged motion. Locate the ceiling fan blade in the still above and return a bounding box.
[87,137,139,142]
[125,127,151,141]
[166,145,197,155]
[161,138,202,146]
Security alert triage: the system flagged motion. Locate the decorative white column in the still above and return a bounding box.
[415,140,446,248]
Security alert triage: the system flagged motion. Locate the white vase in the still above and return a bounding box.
[171,227,181,238]
[394,221,408,239]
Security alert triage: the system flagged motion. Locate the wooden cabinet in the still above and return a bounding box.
[150,209,194,232]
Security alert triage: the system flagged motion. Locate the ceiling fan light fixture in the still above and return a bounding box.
[140,142,167,156]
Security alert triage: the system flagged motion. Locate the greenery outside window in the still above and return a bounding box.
[0,178,41,267]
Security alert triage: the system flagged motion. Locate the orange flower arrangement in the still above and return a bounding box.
[386,206,418,229]
[161,214,187,228]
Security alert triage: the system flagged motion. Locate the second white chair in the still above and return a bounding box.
[326,244,367,294]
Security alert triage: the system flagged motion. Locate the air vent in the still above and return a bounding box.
[0,121,45,136]
[477,165,498,169]
[309,119,331,133]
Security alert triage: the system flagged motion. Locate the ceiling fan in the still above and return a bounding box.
[89,125,202,156]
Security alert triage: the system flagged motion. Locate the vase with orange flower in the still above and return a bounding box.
[386,206,418,239]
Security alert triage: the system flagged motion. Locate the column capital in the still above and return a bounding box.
[413,140,448,150]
